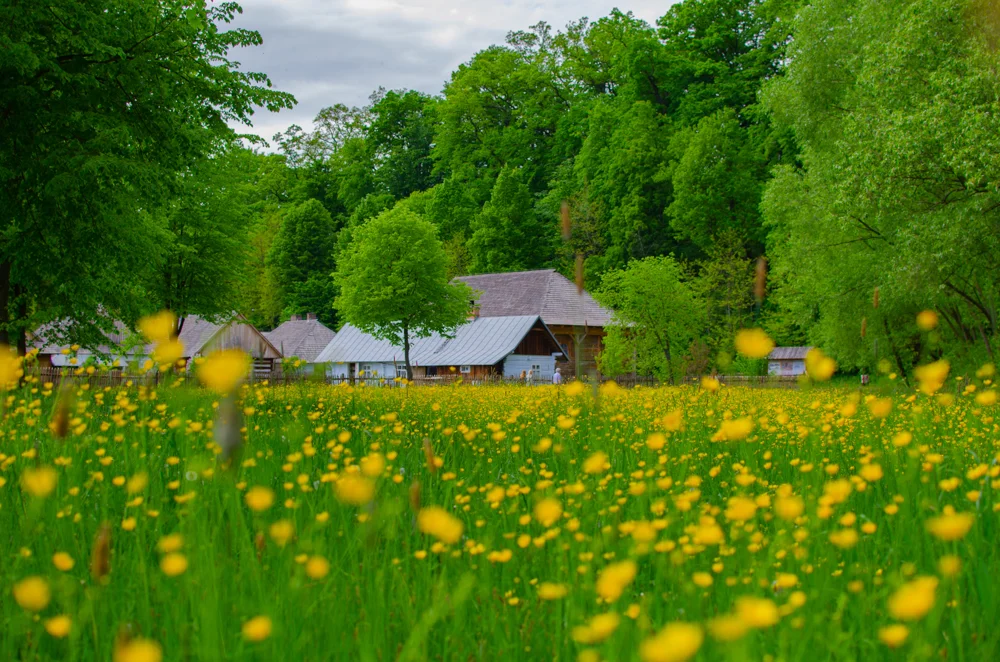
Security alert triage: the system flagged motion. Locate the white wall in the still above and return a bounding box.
[503,354,557,382]
[768,360,805,376]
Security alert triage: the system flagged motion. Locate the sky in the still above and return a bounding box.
[229,0,672,145]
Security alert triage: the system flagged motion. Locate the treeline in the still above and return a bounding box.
[5,0,999,379]
[240,0,801,338]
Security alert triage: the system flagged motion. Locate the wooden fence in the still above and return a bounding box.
[31,367,798,390]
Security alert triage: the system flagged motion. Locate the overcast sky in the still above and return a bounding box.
[229,0,673,145]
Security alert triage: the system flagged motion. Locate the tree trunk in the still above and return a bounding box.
[979,325,995,362]
[882,318,909,385]
[664,334,675,386]
[12,283,25,356]
[403,324,413,381]
[0,260,10,347]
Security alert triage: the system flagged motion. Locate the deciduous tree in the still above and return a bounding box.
[335,208,473,379]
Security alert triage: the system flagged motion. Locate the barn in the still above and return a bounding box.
[767,346,813,376]
[315,315,566,382]
[455,270,612,379]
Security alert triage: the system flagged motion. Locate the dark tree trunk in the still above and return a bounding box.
[882,318,909,386]
[664,334,675,386]
[403,324,413,381]
[0,260,10,347]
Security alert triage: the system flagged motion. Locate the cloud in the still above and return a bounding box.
[227,0,674,144]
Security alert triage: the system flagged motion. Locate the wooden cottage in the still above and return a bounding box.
[455,270,612,379]
[176,315,282,377]
[315,315,566,382]
[262,313,336,374]
[767,346,813,376]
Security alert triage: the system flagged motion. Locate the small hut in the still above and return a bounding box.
[177,315,282,377]
[767,346,813,376]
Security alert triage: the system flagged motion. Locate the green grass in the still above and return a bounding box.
[2,377,999,660]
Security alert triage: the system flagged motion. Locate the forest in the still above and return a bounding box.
[4,0,999,380]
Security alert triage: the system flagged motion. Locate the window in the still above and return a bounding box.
[460,365,471,374]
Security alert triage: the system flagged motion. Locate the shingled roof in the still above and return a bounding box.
[768,346,813,360]
[455,269,612,328]
[263,318,336,363]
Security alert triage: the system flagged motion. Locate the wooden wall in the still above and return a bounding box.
[204,322,281,359]
[549,325,605,379]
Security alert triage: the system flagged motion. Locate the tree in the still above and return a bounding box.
[367,90,440,199]
[669,109,767,255]
[0,0,294,352]
[468,166,554,273]
[695,231,756,351]
[335,208,473,380]
[269,200,339,326]
[595,256,704,383]
[761,0,1000,370]
[148,149,265,325]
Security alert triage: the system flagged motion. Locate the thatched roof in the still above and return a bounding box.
[455,269,612,328]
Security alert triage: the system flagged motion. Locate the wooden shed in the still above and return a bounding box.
[767,346,813,376]
[177,315,282,377]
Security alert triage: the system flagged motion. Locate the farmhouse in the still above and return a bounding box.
[767,346,813,376]
[262,313,336,374]
[315,315,565,382]
[454,269,612,378]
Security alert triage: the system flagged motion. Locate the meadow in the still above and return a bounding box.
[2,364,999,661]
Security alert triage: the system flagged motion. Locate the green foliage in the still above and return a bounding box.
[468,167,554,273]
[149,149,262,321]
[669,109,767,254]
[268,200,338,326]
[335,208,473,378]
[0,0,293,349]
[595,256,704,383]
[761,0,1000,371]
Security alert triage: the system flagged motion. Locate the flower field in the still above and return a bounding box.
[3,374,1000,661]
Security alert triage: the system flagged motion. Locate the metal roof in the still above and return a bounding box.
[455,269,613,328]
[768,346,813,360]
[263,319,336,363]
[315,315,565,366]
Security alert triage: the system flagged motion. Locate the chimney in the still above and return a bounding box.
[306,312,317,320]
[290,314,301,321]
[468,300,480,321]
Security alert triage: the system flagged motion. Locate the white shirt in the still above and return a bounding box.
[552,372,562,384]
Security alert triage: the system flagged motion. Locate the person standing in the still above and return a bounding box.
[552,368,562,385]
[527,368,534,384]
